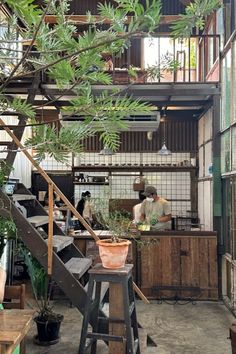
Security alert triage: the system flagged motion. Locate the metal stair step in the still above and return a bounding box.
[45,235,74,253]
[12,194,36,202]
[27,215,49,227]
[65,257,92,278]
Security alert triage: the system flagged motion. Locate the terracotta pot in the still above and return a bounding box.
[96,239,131,269]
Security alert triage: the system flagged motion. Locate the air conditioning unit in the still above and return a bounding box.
[61,111,160,132]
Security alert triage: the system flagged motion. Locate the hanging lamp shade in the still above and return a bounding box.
[99,145,114,155]
[157,108,171,155]
[157,142,172,155]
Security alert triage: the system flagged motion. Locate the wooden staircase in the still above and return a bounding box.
[0,183,109,334]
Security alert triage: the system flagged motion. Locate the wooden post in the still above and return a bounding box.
[109,283,126,354]
[0,118,149,304]
[48,183,54,276]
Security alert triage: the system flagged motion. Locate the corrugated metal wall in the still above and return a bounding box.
[83,118,198,152]
[69,0,186,16]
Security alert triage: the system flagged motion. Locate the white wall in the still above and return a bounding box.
[0,117,32,188]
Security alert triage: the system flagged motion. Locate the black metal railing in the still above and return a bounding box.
[107,34,220,84]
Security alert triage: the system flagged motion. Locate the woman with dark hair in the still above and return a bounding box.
[76,191,94,230]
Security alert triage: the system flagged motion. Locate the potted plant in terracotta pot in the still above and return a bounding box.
[95,209,135,269]
[21,249,63,345]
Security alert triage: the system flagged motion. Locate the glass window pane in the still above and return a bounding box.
[234,41,236,122]
[221,50,231,129]
[221,130,231,173]
[222,179,231,255]
[232,127,236,170]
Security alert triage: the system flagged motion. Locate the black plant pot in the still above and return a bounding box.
[34,314,63,345]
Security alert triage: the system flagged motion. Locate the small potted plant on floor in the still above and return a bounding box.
[21,249,63,345]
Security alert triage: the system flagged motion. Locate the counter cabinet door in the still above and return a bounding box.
[139,236,180,298]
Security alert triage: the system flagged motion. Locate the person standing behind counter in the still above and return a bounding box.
[76,191,95,229]
[133,190,146,224]
[140,185,172,230]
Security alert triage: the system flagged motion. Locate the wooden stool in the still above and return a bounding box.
[78,263,140,354]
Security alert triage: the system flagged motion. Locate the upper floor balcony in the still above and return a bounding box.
[104,34,220,84]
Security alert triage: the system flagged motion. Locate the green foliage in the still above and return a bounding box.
[10,97,36,119]
[95,207,133,243]
[0,216,16,236]
[161,52,181,73]
[21,248,61,320]
[0,161,12,187]
[3,0,43,27]
[21,248,47,300]
[25,123,91,162]
[0,214,17,259]
[146,64,163,81]
[171,0,222,38]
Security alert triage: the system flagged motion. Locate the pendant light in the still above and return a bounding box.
[157,109,171,155]
[99,145,114,155]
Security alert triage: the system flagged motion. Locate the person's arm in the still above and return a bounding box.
[158,214,172,223]
[0,266,6,302]
[139,201,146,222]
[158,201,171,223]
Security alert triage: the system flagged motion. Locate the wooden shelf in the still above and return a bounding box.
[72,165,197,173]
[73,182,109,185]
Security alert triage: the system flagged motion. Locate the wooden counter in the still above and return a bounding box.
[139,230,218,300]
[72,230,218,300]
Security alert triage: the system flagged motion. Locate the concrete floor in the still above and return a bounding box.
[25,298,234,354]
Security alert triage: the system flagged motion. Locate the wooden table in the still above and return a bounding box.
[0,309,34,354]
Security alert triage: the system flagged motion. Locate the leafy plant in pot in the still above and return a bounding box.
[21,249,63,345]
[95,208,134,269]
